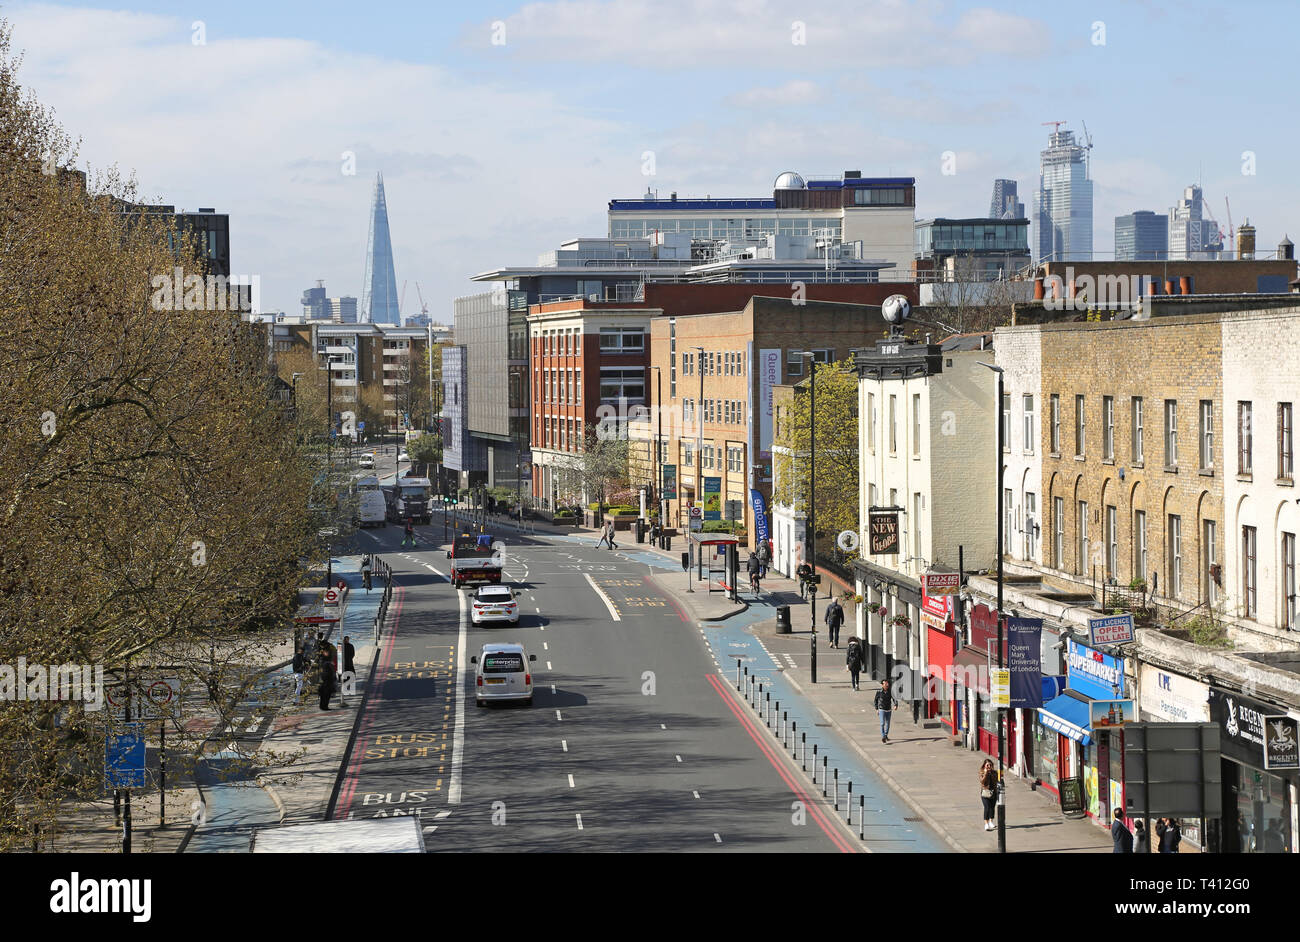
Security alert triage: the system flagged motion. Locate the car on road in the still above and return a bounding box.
[471,643,535,707]
[397,449,409,463]
[470,585,519,626]
[358,452,376,469]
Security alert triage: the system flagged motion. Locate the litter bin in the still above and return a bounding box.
[776,605,791,634]
[635,519,646,543]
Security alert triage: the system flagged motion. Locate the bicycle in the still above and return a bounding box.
[749,571,760,594]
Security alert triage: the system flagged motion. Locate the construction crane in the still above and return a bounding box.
[415,282,429,320]
[400,280,408,315]
[1042,120,1067,135]
[1225,196,1235,246]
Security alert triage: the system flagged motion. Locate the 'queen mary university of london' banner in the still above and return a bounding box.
[1006,616,1043,709]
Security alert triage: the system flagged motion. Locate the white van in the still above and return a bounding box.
[471,643,536,707]
[355,475,387,527]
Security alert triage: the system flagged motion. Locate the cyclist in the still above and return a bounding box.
[747,552,761,594]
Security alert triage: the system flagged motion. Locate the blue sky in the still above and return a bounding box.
[6,0,1295,315]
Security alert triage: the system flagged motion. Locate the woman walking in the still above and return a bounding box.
[978,759,998,831]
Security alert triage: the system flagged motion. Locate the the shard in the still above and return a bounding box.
[361,172,401,324]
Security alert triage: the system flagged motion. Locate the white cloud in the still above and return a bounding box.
[726,80,821,108]
[470,0,1052,69]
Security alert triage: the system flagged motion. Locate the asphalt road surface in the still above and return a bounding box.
[338,523,859,852]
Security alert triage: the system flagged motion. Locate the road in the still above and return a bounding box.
[337,524,860,852]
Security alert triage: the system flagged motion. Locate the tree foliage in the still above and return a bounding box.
[0,23,317,849]
[772,362,859,565]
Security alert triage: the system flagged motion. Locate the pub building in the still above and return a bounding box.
[1033,639,1129,826]
[1208,685,1297,853]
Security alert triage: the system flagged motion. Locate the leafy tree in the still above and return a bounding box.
[772,361,859,567]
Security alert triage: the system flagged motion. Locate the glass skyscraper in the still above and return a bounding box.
[1114,211,1169,261]
[1033,129,1093,262]
[361,173,401,324]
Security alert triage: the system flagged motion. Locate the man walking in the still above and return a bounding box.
[824,596,844,648]
[607,520,618,550]
[756,539,771,579]
[318,658,336,711]
[340,635,356,703]
[291,647,306,701]
[873,679,896,743]
[845,637,863,690]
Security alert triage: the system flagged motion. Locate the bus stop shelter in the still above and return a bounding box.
[689,533,740,594]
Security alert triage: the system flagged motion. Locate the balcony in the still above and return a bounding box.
[321,344,355,355]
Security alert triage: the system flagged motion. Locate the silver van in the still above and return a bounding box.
[471,643,536,707]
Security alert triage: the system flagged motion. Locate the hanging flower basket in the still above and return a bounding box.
[889,614,912,629]
[875,605,889,618]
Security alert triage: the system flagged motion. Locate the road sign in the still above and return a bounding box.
[724,500,744,521]
[324,588,340,605]
[991,669,1010,708]
[689,517,703,532]
[689,505,702,519]
[105,676,183,721]
[357,421,365,431]
[106,724,147,789]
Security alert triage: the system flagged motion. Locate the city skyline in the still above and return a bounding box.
[7,1,1292,314]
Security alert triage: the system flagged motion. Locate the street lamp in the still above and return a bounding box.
[691,345,705,587]
[977,359,1007,854]
[795,350,819,683]
[325,353,337,587]
[651,364,663,548]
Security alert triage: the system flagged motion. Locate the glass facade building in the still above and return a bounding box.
[1114,211,1170,261]
[361,173,401,324]
[1033,129,1093,262]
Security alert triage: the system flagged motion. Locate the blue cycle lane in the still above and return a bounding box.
[187,556,382,852]
[552,534,945,852]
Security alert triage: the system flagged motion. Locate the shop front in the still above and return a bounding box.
[968,603,1014,764]
[1209,686,1297,853]
[1137,663,1211,849]
[921,588,955,726]
[1036,639,1127,825]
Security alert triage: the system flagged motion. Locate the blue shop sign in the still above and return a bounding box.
[1065,639,1125,700]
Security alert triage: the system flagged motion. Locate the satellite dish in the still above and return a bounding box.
[882,295,911,325]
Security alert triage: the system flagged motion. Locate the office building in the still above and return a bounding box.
[1114,211,1169,261]
[914,217,1030,279]
[990,179,1025,220]
[1169,185,1224,261]
[361,172,401,324]
[1033,127,1093,262]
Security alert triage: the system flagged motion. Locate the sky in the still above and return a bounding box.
[5,0,1296,316]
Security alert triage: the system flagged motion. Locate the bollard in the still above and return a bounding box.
[764,692,771,727]
[846,782,853,825]
[833,768,839,809]
[737,661,743,690]
[859,795,866,840]
[791,721,798,757]
[801,732,807,770]
[822,756,828,797]
[781,710,787,746]
[812,744,818,782]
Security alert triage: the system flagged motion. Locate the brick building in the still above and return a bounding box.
[1034,258,1297,302]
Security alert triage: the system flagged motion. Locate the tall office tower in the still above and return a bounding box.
[1168,185,1223,260]
[1114,211,1169,261]
[361,172,401,324]
[989,179,1025,220]
[1033,127,1093,262]
[302,280,329,319]
[330,296,358,324]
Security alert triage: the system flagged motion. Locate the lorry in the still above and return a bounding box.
[387,475,432,524]
[447,532,503,588]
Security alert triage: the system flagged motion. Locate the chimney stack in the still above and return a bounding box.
[1237,219,1256,260]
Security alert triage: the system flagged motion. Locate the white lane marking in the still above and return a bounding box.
[535,607,540,613]
[582,573,621,621]
[556,710,563,721]
[547,661,552,670]
[550,684,556,694]
[434,810,452,819]
[675,755,683,763]
[575,814,584,830]
[543,642,548,650]
[714,833,722,843]
[424,563,446,578]
[448,590,469,805]
[562,739,568,752]
[660,723,666,730]
[567,774,575,788]
[692,791,700,799]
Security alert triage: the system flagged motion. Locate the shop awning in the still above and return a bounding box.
[952,646,989,694]
[1039,691,1094,746]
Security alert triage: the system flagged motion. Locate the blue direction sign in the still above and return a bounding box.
[106,724,147,789]
[357,421,366,431]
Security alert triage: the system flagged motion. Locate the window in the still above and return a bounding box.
[1132,397,1144,463]
[559,371,566,405]
[1280,402,1294,480]
[868,392,876,452]
[1001,393,1011,452]
[1243,526,1257,618]
[1077,501,1088,576]
[1238,401,1252,473]
[889,395,897,453]
[683,352,693,375]
[669,320,676,398]
[1106,505,1118,579]
[1103,396,1114,460]
[701,444,714,470]
[1204,520,1218,605]
[912,394,922,457]
[1164,400,1178,467]
[599,328,643,352]
[727,446,743,473]
[1050,394,1061,454]
[1168,514,1182,598]
[1283,532,1296,630]
[568,369,575,404]
[913,493,922,561]
[1134,510,1147,582]
[1053,497,1065,569]
[682,441,694,468]
[1075,394,1086,457]
[1199,400,1214,471]
[599,368,645,402]
[1024,492,1037,560]
[1023,395,1035,455]
[575,369,581,403]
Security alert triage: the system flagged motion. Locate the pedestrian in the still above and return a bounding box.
[796,561,814,599]
[402,517,415,548]
[607,520,618,550]
[291,648,306,701]
[979,758,998,831]
[596,522,611,549]
[318,659,336,711]
[747,552,761,594]
[756,539,771,578]
[845,637,863,690]
[1112,809,1134,853]
[873,679,896,743]
[342,636,355,676]
[1157,817,1181,853]
[1134,819,1150,854]
[824,596,844,648]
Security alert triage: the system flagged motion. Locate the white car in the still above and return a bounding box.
[398,450,409,462]
[470,585,520,626]
[358,453,376,469]
[472,643,535,707]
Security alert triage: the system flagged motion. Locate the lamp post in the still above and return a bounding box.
[325,354,337,587]
[693,345,705,584]
[796,351,818,681]
[512,372,523,525]
[978,359,1007,854]
[651,365,663,548]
